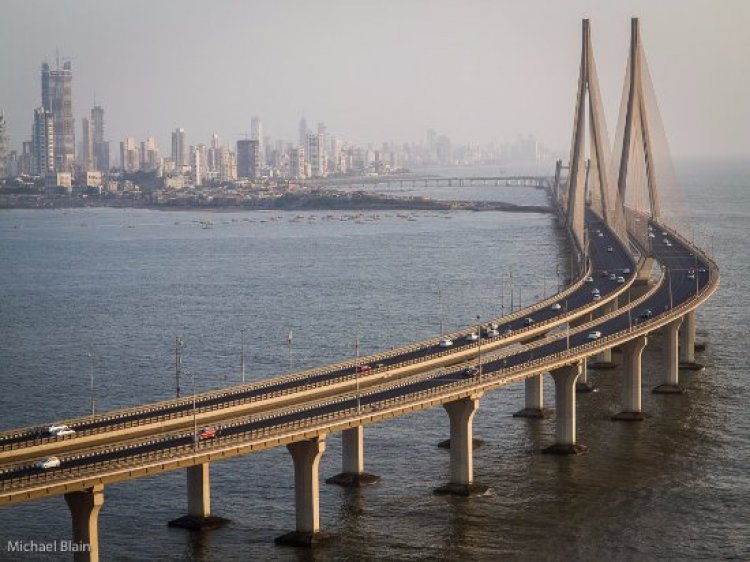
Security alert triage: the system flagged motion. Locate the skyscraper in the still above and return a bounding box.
[307,132,326,177]
[298,117,308,149]
[81,117,92,171]
[120,137,139,172]
[171,128,187,168]
[0,111,8,178]
[32,107,54,175]
[250,116,264,167]
[90,105,109,172]
[41,61,75,172]
[236,139,259,179]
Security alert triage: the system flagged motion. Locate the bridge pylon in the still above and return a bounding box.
[617,19,661,223]
[564,19,628,258]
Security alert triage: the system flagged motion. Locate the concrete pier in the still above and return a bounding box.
[612,336,648,421]
[679,310,703,369]
[434,396,490,496]
[64,484,104,562]
[168,463,228,530]
[275,438,330,547]
[590,303,617,369]
[654,317,684,394]
[514,374,553,418]
[544,364,587,455]
[326,426,380,487]
[576,359,596,393]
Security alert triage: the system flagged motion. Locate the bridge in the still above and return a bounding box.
[323,175,552,189]
[0,18,719,560]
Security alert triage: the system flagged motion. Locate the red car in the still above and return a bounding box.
[198,427,218,440]
[355,365,372,374]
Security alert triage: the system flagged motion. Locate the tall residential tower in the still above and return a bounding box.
[41,61,75,172]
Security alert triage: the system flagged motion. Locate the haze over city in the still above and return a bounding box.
[2,0,749,158]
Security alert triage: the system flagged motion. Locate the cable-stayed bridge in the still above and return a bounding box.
[0,18,719,560]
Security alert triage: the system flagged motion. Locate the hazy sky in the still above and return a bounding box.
[2,0,749,158]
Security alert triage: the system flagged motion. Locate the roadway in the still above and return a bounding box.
[0,211,635,458]
[0,214,714,496]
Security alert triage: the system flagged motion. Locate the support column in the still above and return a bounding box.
[612,336,648,421]
[64,484,104,562]
[326,426,380,487]
[514,374,553,418]
[576,358,596,393]
[169,463,228,530]
[679,310,703,370]
[543,363,587,455]
[434,396,489,496]
[654,317,684,394]
[590,304,616,369]
[275,438,330,547]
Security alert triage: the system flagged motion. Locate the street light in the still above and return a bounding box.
[182,370,198,450]
[287,328,293,371]
[175,336,184,398]
[438,288,444,337]
[86,352,95,416]
[240,328,246,384]
[355,329,361,413]
[476,315,482,378]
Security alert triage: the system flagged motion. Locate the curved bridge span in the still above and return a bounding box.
[0,18,719,557]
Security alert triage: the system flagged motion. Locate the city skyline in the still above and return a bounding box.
[1,0,749,159]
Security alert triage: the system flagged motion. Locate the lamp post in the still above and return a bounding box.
[438,288,444,337]
[175,336,184,399]
[240,328,246,384]
[183,370,198,450]
[476,315,482,378]
[355,330,361,413]
[86,352,95,416]
[287,328,293,371]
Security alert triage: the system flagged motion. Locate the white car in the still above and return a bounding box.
[439,337,453,348]
[47,425,75,437]
[598,232,604,238]
[584,276,593,283]
[648,232,656,238]
[486,328,500,338]
[35,456,61,470]
[591,288,600,295]
[609,273,617,280]
[592,293,602,301]
[551,303,562,311]
[623,268,631,274]
[607,246,613,252]
[466,332,479,342]
[616,276,625,284]
[587,331,602,340]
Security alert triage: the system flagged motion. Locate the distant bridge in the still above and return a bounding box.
[0,18,718,560]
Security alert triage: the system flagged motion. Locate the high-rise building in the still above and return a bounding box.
[306,132,325,177]
[81,117,93,171]
[41,61,75,172]
[140,137,159,171]
[171,128,187,167]
[298,117,308,148]
[20,141,33,176]
[236,139,259,179]
[0,111,8,178]
[32,107,54,175]
[191,144,206,186]
[90,105,109,172]
[250,116,264,167]
[120,137,139,172]
[289,146,305,179]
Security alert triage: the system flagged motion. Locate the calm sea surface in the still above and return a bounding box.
[0,160,747,560]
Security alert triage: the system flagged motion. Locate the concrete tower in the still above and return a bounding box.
[41,60,75,172]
